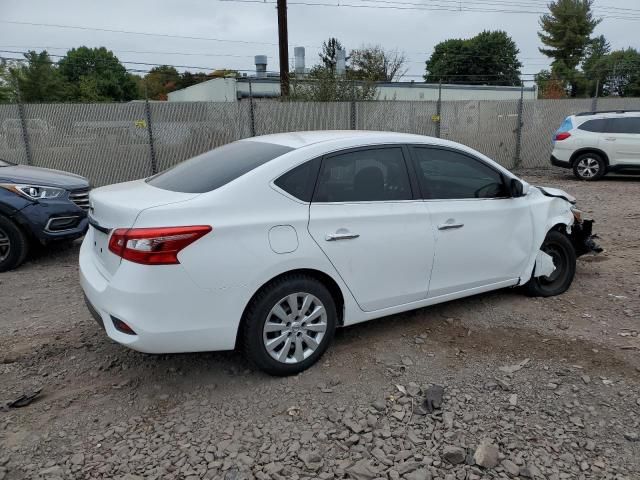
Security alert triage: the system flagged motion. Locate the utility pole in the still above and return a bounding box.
[277,0,290,97]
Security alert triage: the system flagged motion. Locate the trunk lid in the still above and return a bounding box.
[88,180,200,277]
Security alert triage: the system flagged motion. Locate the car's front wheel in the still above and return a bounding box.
[573,153,605,181]
[0,215,29,272]
[242,274,337,376]
[525,230,576,297]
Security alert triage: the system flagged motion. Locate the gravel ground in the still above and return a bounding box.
[1,170,639,480]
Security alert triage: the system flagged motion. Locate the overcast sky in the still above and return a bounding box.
[1,0,639,83]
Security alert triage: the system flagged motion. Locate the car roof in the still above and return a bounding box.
[571,111,640,122]
[241,130,452,149]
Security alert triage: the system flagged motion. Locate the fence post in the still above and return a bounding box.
[513,83,525,168]
[435,80,442,138]
[350,81,357,130]
[15,87,32,165]
[248,80,256,137]
[144,98,158,175]
[591,79,599,112]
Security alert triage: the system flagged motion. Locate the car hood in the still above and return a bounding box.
[0,165,89,189]
[535,186,576,205]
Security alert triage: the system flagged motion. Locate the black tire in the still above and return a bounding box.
[525,230,576,297]
[572,153,606,181]
[0,215,29,272]
[241,274,337,376]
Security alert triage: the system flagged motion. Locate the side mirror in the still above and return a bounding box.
[509,178,524,198]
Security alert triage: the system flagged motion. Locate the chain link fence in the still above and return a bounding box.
[1,97,639,186]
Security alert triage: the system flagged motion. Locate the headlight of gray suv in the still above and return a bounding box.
[0,184,66,200]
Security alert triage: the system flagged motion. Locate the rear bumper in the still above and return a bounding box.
[79,233,243,354]
[550,155,571,169]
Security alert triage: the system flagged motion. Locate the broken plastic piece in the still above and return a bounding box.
[534,250,556,278]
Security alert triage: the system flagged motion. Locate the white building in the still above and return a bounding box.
[167,50,537,102]
[168,77,537,102]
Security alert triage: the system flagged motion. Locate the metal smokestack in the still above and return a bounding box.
[336,49,346,76]
[254,55,267,78]
[294,47,305,75]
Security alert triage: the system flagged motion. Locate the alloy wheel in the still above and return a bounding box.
[576,157,600,179]
[0,227,10,263]
[262,292,328,364]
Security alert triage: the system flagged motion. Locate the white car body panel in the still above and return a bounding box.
[308,200,434,311]
[80,131,577,354]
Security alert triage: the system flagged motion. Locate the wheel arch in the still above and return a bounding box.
[236,268,346,348]
[569,148,609,167]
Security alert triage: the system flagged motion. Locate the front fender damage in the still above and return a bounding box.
[568,218,603,257]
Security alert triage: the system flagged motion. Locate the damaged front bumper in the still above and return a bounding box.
[570,219,603,256]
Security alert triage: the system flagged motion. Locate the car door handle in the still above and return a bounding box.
[438,223,464,230]
[604,137,616,141]
[325,232,360,241]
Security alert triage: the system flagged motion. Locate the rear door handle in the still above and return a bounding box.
[438,223,464,230]
[604,137,616,141]
[325,232,360,241]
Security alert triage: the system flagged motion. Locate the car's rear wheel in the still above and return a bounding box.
[573,153,605,181]
[525,230,576,297]
[242,275,337,376]
[0,215,29,272]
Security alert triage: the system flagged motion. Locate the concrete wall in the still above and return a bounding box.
[376,84,537,101]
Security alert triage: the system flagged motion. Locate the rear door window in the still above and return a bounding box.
[606,117,640,134]
[578,119,608,133]
[147,141,293,193]
[313,147,412,202]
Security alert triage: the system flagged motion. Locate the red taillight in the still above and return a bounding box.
[555,132,571,141]
[108,225,212,265]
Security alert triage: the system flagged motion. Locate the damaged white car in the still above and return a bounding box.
[80,131,601,375]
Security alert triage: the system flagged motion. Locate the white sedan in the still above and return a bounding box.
[80,131,600,375]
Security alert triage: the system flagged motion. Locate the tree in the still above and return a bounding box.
[538,0,600,96]
[290,66,377,101]
[535,70,567,98]
[58,47,138,101]
[0,60,16,103]
[142,65,181,100]
[349,46,407,82]
[590,49,640,97]
[425,31,522,86]
[581,35,611,96]
[12,51,72,102]
[319,37,346,71]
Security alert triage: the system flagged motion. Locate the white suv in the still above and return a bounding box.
[551,110,640,180]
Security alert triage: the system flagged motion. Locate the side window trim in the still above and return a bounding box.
[407,144,510,201]
[311,144,417,203]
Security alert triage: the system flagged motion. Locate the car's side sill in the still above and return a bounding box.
[344,278,520,326]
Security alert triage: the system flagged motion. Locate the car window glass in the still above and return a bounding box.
[313,148,412,202]
[578,119,607,132]
[147,141,293,193]
[411,147,508,200]
[274,159,319,202]
[606,117,640,134]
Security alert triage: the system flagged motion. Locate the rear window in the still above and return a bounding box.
[557,117,573,133]
[147,141,293,193]
[578,119,608,133]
